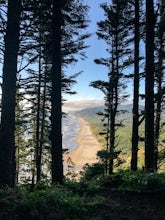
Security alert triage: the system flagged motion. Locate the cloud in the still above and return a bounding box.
[63,99,104,112]
[62,98,139,112]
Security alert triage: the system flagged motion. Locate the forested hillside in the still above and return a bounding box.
[74,105,165,171]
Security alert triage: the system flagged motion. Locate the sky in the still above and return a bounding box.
[63,0,148,111]
[0,0,116,111]
[0,1,144,112]
[64,0,108,103]
[0,0,108,111]
[63,0,137,111]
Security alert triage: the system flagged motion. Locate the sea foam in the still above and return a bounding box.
[62,114,80,151]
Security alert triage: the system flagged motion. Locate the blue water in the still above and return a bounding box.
[62,114,80,151]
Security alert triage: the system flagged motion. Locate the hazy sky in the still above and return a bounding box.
[64,0,108,101]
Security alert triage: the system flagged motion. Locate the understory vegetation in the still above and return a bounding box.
[0,169,165,219]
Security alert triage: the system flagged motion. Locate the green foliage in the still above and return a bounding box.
[117,170,165,192]
[97,149,121,161]
[99,174,124,188]
[0,170,165,219]
[80,163,105,182]
[76,164,165,193]
[81,168,165,193]
[0,184,105,220]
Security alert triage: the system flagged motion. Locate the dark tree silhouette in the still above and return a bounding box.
[131,0,140,171]
[51,0,63,184]
[145,0,155,172]
[91,0,131,174]
[154,0,165,170]
[0,0,21,187]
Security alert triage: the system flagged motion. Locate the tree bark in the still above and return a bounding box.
[51,0,63,184]
[36,48,42,183]
[109,31,119,174]
[131,0,140,171]
[0,0,21,187]
[39,69,47,179]
[145,0,155,172]
[154,0,164,170]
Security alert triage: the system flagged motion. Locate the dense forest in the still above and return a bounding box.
[0,0,165,219]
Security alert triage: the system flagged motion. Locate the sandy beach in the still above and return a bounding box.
[64,117,101,174]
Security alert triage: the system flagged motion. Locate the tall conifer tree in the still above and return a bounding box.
[131,0,140,171]
[51,0,63,184]
[0,0,21,187]
[154,0,165,170]
[145,0,155,172]
[91,0,131,174]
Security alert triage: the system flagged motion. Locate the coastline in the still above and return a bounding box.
[64,117,101,174]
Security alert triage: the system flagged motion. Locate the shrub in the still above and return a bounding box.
[80,163,105,181]
[118,170,165,191]
[0,184,105,219]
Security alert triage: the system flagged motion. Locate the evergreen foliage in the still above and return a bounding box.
[0,3,165,217]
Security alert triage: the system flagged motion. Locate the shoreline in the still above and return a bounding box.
[64,117,101,174]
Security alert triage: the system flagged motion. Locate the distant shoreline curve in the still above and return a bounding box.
[63,116,101,173]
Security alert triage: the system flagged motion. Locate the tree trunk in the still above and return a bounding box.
[145,0,155,172]
[154,78,161,171]
[39,69,47,179]
[36,48,42,183]
[109,32,119,174]
[131,0,140,171]
[154,2,164,170]
[0,0,21,187]
[51,0,63,184]
[109,108,115,174]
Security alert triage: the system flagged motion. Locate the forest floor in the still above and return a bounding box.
[92,190,165,220]
[0,186,165,219]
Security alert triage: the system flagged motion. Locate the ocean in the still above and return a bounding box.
[62,114,81,152]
